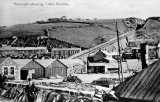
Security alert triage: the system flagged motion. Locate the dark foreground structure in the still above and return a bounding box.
[114,59,160,102]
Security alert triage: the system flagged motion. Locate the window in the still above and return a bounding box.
[4,67,8,75]
[10,67,14,75]
[65,51,68,54]
[61,51,64,55]
[55,51,58,54]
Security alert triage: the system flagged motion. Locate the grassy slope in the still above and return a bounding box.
[136,17,160,43]
[0,23,90,38]
[48,26,118,48]
[0,18,136,48]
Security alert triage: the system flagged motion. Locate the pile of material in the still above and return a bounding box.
[28,81,95,92]
[0,83,77,102]
[0,81,119,102]
[0,82,96,102]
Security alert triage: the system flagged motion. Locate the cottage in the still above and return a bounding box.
[0,46,47,58]
[0,58,8,72]
[87,49,114,73]
[0,57,22,80]
[51,48,81,59]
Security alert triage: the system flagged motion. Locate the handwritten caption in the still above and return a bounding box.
[14,2,69,6]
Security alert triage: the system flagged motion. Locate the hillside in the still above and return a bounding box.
[0,23,90,38]
[48,26,117,48]
[136,17,160,44]
[0,17,143,48]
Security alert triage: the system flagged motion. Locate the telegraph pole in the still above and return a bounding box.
[116,22,124,82]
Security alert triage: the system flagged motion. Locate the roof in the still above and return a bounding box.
[89,50,118,60]
[102,51,118,56]
[0,46,46,51]
[16,47,47,50]
[0,57,8,66]
[52,48,81,51]
[35,59,56,67]
[114,59,160,101]
[104,57,116,61]
[59,59,84,67]
[13,59,32,68]
[0,46,17,51]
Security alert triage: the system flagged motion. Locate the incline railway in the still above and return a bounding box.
[69,30,136,59]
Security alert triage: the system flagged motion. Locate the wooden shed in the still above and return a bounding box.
[13,59,31,80]
[36,59,67,78]
[114,59,160,102]
[20,59,45,80]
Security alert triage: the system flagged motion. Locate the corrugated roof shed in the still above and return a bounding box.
[114,59,160,102]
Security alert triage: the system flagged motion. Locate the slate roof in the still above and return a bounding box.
[60,59,84,68]
[36,59,56,67]
[0,46,46,51]
[0,47,17,51]
[13,59,32,68]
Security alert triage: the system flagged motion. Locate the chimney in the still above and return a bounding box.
[140,43,148,69]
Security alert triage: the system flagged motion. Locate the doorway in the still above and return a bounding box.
[94,66,105,73]
[88,66,105,73]
[21,70,28,80]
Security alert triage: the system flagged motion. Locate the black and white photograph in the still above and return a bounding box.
[0,0,160,101]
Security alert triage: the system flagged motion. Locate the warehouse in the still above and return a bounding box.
[13,59,32,80]
[36,59,68,78]
[20,59,45,80]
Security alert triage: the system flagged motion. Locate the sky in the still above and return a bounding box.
[0,0,160,26]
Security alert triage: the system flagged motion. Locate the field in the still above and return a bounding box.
[1,17,160,48]
[0,18,137,48]
[0,23,90,38]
